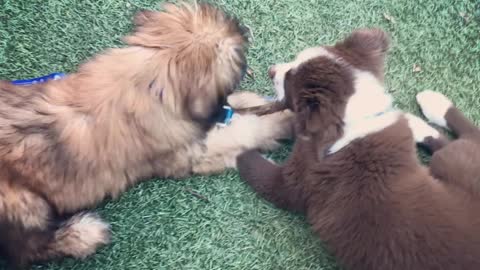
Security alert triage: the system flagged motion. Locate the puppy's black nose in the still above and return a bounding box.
[268,66,276,80]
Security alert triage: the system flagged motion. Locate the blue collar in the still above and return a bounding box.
[11,72,65,85]
[364,107,394,120]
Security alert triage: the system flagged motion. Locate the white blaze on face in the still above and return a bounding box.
[271,47,335,100]
[272,44,397,155]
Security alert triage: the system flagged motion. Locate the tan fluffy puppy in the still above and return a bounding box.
[0,2,292,268]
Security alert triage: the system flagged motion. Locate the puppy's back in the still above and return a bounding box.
[306,119,480,270]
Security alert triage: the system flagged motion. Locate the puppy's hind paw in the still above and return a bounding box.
[416,90,452,128]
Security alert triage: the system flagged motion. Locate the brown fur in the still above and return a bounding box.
[0,2,293,268]
[237,29,480,270]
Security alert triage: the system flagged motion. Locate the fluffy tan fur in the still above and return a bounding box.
[0,2,292,268]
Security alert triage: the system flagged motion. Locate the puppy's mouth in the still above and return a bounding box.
[268,65,288,101]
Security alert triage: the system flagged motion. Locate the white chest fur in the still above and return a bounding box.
[327,70,398,154]
[328,110,401,154]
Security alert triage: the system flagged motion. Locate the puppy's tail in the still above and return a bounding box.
[2,209,110,268]
[47,212,111,259]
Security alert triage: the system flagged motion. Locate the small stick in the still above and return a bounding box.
[184,188,210,203]
[246,68,255,80]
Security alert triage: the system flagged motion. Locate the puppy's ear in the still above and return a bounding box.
[124,9,154,46]
[123,9,170,48]
[342,28,390,56]
[186,86,223,127]
[133,9,155,26]
[296,91,323,137]
[338,28,390,79]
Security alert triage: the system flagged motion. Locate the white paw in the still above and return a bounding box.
[405,113,440,143]
[416,90,452,128]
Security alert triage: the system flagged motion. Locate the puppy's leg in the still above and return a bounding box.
[227,91,269,109]
[0,183,110,268]
[417,91,480,195]
[405,113,450,153]
[237,150,305,213]
[429,139,480,196]
[192,111,294,175]
[417,90,479,138]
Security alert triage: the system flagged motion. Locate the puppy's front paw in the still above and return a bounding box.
[227,110,293,151]
[405,113,440,143]
[237,150,267,182]
[227,91,268,109]
[228,114,264,148]
[237,150,261,166]
[416,90,452,128]
[259,110,295,142]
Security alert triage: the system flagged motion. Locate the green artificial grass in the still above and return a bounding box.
[0,0,479,269]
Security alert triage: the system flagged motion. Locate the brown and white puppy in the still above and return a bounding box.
[237,28,480,270]
[0,2,292,268]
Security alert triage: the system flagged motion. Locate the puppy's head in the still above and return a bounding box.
[125,2,249,128]
[268,29,392,137]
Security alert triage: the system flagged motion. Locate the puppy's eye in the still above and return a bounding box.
[305,83,319,89]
